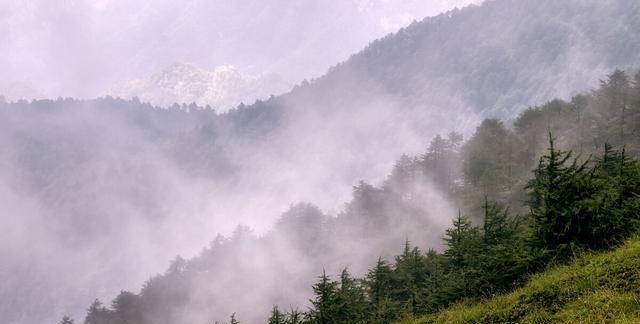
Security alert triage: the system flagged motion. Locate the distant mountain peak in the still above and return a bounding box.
[109,63,291,111]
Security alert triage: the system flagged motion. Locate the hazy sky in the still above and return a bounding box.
[0,0,481,99]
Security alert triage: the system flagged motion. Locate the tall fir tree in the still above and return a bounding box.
[308,270,339,324]
[268,306,285,324]
[365,258,397,323]
[392,240,427,315]
[526,134,595,259]
[334,269,368,323]
[285,308,303,324]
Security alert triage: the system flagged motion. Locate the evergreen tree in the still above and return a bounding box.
[526,134,595,259]
[285,308,303,324]
[268,306,285,324]
[463,119,520,199]
[334,269,368,323]
[365,258,393,305]
[308,270,339,324]
[229,312,239,324]
[443,212,481,269]
[364,258,397,323]
[386,154,416,196]
[481,197,515,246]
[421,249,447,313]
[60,316,75,324]
[421,132,464,193]
[477,199,530,294]
[590,145,640,245]
[111,290,142,324]
[392,240,427,315]
[442,212,482,300]
[598,69,631,146]
[83,299,113,324]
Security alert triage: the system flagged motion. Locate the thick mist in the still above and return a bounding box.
[0,94,462,324]
[2,0,640,323]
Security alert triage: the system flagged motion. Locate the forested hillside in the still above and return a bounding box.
[4,1,640,323]
[411,237,640,323]
[70,70,640,323]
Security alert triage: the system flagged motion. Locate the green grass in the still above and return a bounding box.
[401,237,640,324]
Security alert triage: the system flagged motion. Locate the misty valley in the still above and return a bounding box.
[2,1,640,324]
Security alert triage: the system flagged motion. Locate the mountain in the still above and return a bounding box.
[3,0,640,323]
[0,0,480,97]
[109,64,291,111]
[293,0,640,118]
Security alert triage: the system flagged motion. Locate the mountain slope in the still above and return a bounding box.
[410,237,640,324]
[182,0,640,221]
[287,0,640,118]
[3,1,640,323]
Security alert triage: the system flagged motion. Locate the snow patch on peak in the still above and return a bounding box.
[109,63,291,111]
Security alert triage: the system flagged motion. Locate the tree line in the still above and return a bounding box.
[62,69,640,323]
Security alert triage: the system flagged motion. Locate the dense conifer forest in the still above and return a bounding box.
[65,70,640,323]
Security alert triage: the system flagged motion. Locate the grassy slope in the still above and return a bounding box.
[402,237,640,324]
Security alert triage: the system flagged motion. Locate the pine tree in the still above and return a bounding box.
[526,133,594,259]
[285,308,303,324]
[591,145,640,245]
[598,69,631,146]
[111,290,142,324]
[60,316,75,324]
[308,270,338,324]
[84,299,113,324]
[462,119,519,198]
[481,197,514,246]
[421,249,447,313]
[268,306,285,324]
[392,240,427,315]
[442,212,482,300]
[443,212,480,269]
[365,258,393,305]
[477,198,530,294]
[229,312,239,324]
[334,268,368,323]
[365,258,397,323]
[387,154,415,196]
[421,132,463,193]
